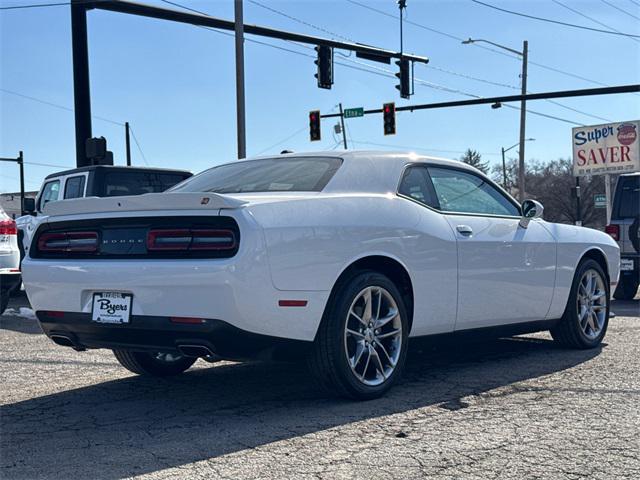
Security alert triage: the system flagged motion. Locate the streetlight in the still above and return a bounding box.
[501,139,535,191]
[463,37,529,202]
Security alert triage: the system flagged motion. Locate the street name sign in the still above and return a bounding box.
[572,120,640,177]
[344,107,364,118]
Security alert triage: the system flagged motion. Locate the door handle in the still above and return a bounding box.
[456,224,473,236]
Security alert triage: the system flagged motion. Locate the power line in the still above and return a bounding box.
[0,0,108,11]
[553,0,640,43]
[231,0,597,124]
[470,0,640,38]
[24,161,70,168]
[0,88,124,126]
[254,126,307,156]
[0,2,68,10]
[128,127,149,166]
[247,0,355,43]
[599,0,640,21]
[345,0,619,89]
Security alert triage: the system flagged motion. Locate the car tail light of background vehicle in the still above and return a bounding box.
[605,224,620,241]
[0,219,17,236]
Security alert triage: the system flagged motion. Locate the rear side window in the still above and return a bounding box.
[614,176,639,219]
[170,157,342,194]
[398,166,438,208]
[103,172,188,197]
[64,175,86,199]
[38,180,60,210]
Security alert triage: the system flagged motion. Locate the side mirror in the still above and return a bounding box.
[23,197,36,215]
[519,199,544,228]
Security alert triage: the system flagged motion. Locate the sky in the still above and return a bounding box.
[1,0,639,193]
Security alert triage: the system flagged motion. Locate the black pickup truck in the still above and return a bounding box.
[14,165,192,286]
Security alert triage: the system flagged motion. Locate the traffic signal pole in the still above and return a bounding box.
[70,0,92,167]
[320,84,640,119]
[0,152,25,216]
[234,0,246,159]
[338,103,348,149]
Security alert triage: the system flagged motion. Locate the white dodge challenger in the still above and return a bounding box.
[22,151,620,399]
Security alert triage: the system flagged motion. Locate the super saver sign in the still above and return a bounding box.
[572,121,640,177]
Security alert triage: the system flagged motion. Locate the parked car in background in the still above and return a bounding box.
[606,172,639,300]
[22,152,620,399]
[15,165,192,272]
[0,208,20,314]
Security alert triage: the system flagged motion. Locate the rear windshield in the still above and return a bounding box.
[103,172,190,197]
[614,176,639,219]
[169,157,342,194]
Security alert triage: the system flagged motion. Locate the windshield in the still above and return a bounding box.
[169,157,342,194]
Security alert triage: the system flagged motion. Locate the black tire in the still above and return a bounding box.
[113,350,196,376]
[0,291,9,316]
[308,271,409,400]
[550,259,609,349]
[613,277,639,301]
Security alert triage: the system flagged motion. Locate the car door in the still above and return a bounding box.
[426,166,557,330]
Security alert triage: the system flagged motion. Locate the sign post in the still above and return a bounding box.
[572,120,639,225]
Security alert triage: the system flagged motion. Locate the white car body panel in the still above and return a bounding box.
[21,151,620,346]
[445,215,557,329]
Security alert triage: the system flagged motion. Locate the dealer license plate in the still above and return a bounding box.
[620,259,634,271]
[92,292,132,324]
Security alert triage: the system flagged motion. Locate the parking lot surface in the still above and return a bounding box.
[1,294,639,480]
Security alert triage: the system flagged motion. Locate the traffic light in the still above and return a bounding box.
[309,110,321,141]
[395,58,410,99]
[383,102,396,136]
[315,45,333,89]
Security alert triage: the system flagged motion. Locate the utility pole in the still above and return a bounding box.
[575,178,582,226]
[501,147,507,189]
[0,151,25,216]
[517,40,529,202]
[125,122,132,166]
[70,0,92,167]
[338,103,348,149]
[234,0,246,159]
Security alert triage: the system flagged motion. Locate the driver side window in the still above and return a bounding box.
[39,180,60,211]
[427,167,520,217]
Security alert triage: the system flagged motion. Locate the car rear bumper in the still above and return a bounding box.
[37,311,311,360]
[22,253,330,342]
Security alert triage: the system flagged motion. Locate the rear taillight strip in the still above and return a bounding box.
[38,231,98,253]
[147,228,236,252]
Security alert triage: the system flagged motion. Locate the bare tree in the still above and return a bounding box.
[492,158,608,229]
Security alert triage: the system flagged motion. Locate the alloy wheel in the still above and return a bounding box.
[344,286,403,386]
[576,269,607,339]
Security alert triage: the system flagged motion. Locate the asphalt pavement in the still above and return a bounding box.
[1,293,639,479]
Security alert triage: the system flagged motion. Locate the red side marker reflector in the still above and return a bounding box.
[45,311,65,318]
[170,317,206,324]
[9,268,20,272]
[278,300,308,307]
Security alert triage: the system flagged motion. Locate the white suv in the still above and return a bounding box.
[0,208,20,314]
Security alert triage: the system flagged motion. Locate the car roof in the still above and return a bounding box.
[45,165,192,180]
[239,149,490,195]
